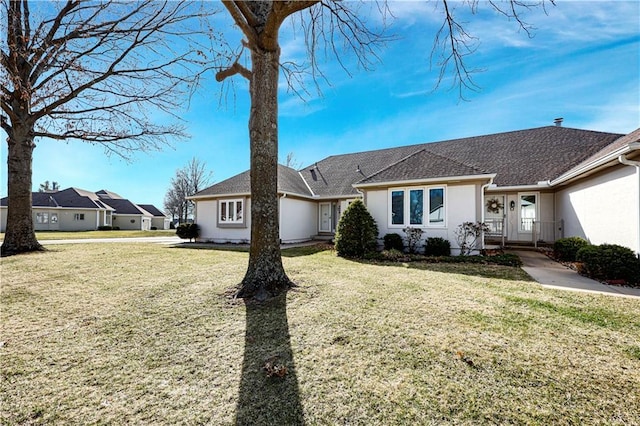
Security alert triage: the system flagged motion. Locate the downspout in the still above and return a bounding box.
[618,154,640,257]
[480,178,495,250]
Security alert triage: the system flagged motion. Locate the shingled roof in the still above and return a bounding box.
[1,187,114,209]
[193,164,312,198]
[193,126,624,199]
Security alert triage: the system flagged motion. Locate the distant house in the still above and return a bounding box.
[189,125,640,255]
[138,204,172,230]
[0,188,169,232]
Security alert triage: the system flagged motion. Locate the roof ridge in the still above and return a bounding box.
[358,148,427,184]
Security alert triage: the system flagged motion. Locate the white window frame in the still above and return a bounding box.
[388,185,447,228]
[74,213,85,221]
[36,212,49,224]
[218,198,245,227]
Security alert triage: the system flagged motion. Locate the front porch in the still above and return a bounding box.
[484,218,564,248]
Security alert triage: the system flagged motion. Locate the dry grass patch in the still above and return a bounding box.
[2,244,639,424]
[0,230,176,241]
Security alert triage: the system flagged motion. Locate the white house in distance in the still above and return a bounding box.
[0,188,170,232]
[189,124,640,256]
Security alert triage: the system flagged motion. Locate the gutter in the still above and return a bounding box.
[618,150,640,256]
[353,173,497,189]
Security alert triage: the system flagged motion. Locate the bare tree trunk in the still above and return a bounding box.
[237,46,292,301]
[1,127,44,256]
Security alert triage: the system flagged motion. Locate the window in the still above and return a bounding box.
[389,186,446,227]
[519,193,537,232]
[50,213,58,223]
[391,190,404,225]
[36,212,49,224]
[219,199,244,225]
[74,213,85,221]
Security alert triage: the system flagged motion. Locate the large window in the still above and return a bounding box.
[219,199,244,225]
[389,186,446,227]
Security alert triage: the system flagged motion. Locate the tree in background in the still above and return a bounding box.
[164,157,213,224]
[0,0,217,256]
[38,181,60,193]
[215,0,551,300]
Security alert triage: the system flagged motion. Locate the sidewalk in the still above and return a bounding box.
[510,249,640,298]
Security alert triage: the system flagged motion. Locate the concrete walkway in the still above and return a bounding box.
[511,249,640,298]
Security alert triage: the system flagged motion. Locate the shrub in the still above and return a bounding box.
[335,199,379,258]
[455,222,490,256]
[403,227,424,254]
[150,226,157,231]
[577,244,640,285]
[383,233,404,251]
[554,236,589,261]
[97,226,113,231]
[176,223,199,242]
[424,237,451,257]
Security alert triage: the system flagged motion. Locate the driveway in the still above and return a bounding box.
[511,249,640,298]
[39,236,182,245]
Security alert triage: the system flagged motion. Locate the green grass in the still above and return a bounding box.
[2,244,639,425]
[0,229,176,240]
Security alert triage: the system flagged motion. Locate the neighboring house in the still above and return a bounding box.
[189,125,640,255]
[0,188,169,232]
[138,204,172,230]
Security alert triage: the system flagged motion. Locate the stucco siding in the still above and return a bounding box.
[57,209,100,231]
[195,198,251,243]
[555,165,638,253]
[279,197,317,243]
[112,214,147,230]
[365,183,479,254]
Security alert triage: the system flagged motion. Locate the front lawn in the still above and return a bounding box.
[2,244,639,424]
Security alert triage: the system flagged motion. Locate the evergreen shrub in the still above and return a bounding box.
[335,199,378,258]
[553,236,589,261]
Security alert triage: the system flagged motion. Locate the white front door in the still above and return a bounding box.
[319,202,332,232]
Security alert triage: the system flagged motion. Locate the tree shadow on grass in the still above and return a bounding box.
[235,292,305,425]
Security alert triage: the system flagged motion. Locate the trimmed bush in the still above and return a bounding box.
[176,223,199,242]
[383,233,404,251]
[97,226,113,231]
[424,237,451,257]
[554,236,589,261]
[150,226,157,231]
[577,244,640,285]
[335,199,378,258]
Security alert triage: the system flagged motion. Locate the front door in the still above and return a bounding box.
[319,202,332,233]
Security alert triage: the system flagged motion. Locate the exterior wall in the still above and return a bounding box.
[112,214,148,230]
[0,207,107,232]
[279,196,317,243]
[195,198,251,243]
[365,183,480,255]
[56,209,100,231]
[555,165,639,254]
[151,217,171,230]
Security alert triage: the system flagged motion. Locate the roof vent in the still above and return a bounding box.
[554,117,563,127]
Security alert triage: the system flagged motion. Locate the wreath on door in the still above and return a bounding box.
[486,197,503,214]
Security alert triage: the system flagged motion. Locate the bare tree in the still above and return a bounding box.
[38,181,59,192]
[215,0,551,300]
[281,151,302,170]
[0,0,217,256]
[164,157,213,224]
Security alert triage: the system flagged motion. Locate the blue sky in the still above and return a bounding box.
[1,1,639,212]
